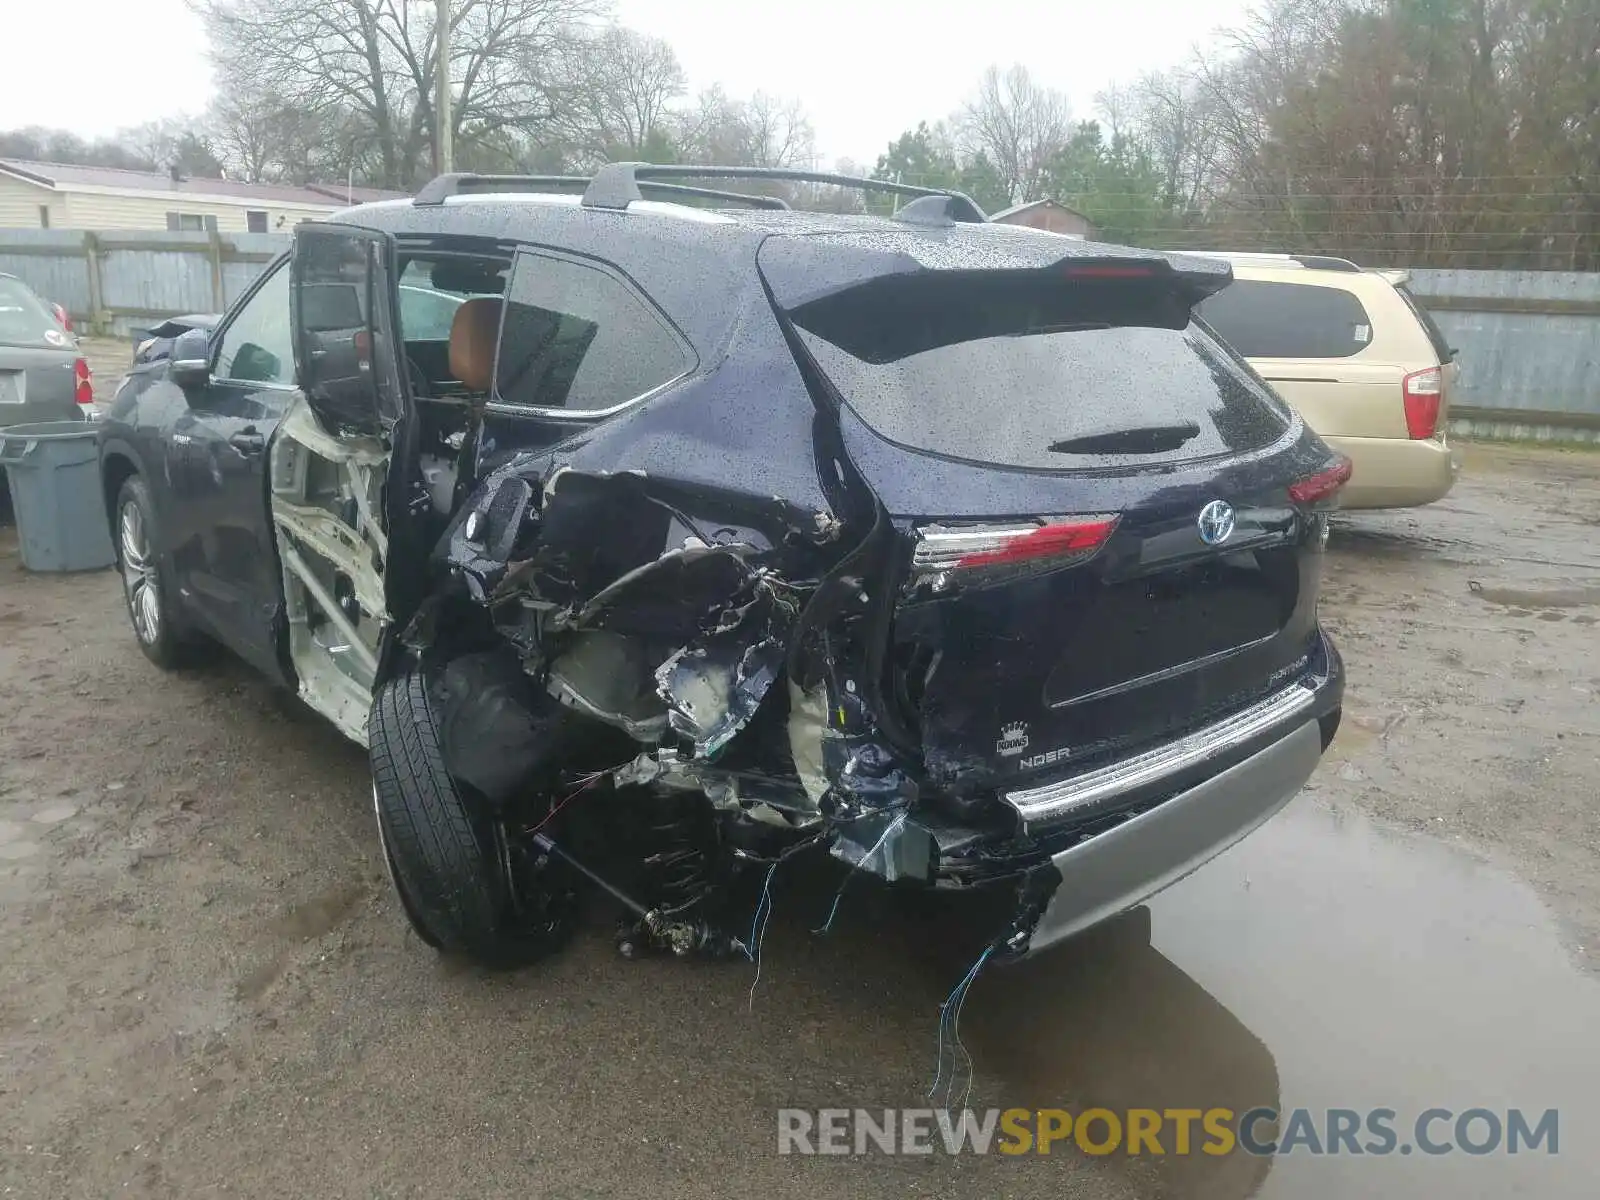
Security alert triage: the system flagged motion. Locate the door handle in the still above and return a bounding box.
[229,430,266,456]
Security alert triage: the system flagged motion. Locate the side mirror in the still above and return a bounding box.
[169,328,212,387]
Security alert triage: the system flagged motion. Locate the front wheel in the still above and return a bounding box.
[368,671,576,969]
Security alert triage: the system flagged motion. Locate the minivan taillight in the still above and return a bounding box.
[73,357,93,407]
[912,516,1119,583]
[1288,456,1353,505]
[1403,366,1443,439]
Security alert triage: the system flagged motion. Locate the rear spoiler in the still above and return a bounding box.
[1047,254,1236,309]
[760,235,1235,314]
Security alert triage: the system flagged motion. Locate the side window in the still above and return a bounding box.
[398,284,464,342]
[495,252,692,412]
[1396,285,1454,363]
[215,261,293,385]
[1197,279,1373,360]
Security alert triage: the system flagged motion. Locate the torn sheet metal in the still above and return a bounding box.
[566,538,757,633]
[545,632,669,742]
[653,574,798,758]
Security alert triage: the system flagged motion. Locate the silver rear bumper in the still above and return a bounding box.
[1004,679,1321,832]
[1020,719,1322,956]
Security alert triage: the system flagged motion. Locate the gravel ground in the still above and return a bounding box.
[0,441,1595,1198]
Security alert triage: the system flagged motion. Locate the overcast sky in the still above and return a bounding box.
[3,0,1247,165]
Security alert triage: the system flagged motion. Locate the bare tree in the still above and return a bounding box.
[743,92,815,168]
[207,92,282,182]
[195,0,601,189]
[673,87,815,168]
[117,118,224,177]
[957,64,1072,204]
[1107,69,1224,210]
[549,26,685,164]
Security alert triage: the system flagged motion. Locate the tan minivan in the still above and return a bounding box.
[1194,254,1459,509]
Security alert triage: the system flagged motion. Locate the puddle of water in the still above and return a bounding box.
[1469,582,1600,609]
[956,800,1600,1199]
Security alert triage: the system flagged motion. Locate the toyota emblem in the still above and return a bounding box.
[1197,500,1236,546]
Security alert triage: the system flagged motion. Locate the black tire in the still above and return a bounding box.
[114,476,195,670]
[369,671,576,969]
[373,786,442,951]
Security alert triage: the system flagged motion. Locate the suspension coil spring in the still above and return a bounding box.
[642,793,716,912]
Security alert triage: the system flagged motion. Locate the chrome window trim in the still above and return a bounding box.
[485,246,696,420]
[483,366,694,420]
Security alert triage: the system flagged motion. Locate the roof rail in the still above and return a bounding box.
[580,163,988,223]
[414,172,791,210]
[414,174,586,204]
[1169,250,1363,272]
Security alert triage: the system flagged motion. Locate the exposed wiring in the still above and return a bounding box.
[952,945,994,1113]
[927,943,995,1111]
[745,861,778,1010]
[741,833,829,1006]
[813,811,908,935]
[521,768,610,839]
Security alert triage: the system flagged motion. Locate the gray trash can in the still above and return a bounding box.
[0,420,117,572]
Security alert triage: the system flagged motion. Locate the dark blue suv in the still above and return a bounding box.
[97,165,1345,970]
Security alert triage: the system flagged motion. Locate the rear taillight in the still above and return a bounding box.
[73,357,93,407]
[1288,456,1353,505]
[1402,366,1443,439]
[913,516,1119,585]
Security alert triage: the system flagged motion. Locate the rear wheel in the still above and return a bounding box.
[115,476,194,669]
[368,670,576,969]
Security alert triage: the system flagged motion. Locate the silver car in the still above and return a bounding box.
[0,272,89,429]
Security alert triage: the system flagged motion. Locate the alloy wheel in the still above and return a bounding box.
[119,499,161,645]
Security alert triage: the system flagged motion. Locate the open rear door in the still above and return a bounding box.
[291,224,408,437]
[274,224,410,745]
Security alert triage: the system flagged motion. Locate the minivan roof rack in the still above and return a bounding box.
[413,172,793,211]
[579,163,988,224]
[1292,254,1362,272]
[1175,250,1363,273]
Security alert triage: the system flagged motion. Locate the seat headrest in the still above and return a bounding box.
[448,297,502,393]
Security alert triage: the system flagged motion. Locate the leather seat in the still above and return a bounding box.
[448,297,503,393]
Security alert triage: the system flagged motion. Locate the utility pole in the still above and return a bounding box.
[435,0,453,174]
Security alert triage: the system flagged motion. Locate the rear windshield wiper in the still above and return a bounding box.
[1048,421,1201,455]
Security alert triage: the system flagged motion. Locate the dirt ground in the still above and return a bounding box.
[0,441,1596,1198]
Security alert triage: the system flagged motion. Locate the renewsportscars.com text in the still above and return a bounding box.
[777,1107,1559,1157]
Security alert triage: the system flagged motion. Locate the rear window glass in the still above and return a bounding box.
[789,272,1291,471]
[1197,279,1373,359]
[0,276,63,349]
[496,252,692,412]
[1396,285,1453,363]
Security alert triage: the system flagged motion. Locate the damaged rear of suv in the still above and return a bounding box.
[118,165,1347,972]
